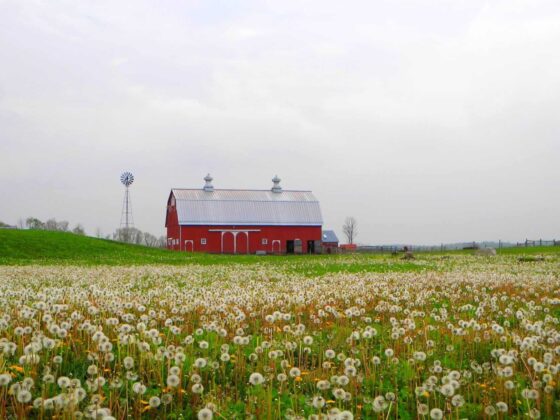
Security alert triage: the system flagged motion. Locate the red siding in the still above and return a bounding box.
[167,223,321,254]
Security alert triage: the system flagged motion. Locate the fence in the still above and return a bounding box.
[354,239,559,254]
[515,239,560,247]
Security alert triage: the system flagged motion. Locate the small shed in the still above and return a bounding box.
[322,230,339,253]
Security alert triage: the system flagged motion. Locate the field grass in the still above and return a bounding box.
[1,229,558,267]
[0,230,560,418]
[0,230,435,275]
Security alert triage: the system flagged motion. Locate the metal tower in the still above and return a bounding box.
[120,172,135,241]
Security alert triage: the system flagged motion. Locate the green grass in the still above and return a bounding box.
[0,230,433,275]
[0,229,240,266]
[1,229,558,271]
[497,245,560,255]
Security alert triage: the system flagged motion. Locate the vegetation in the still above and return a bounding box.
[1,230,560,418]
[0,229,219,266]
[0,230,433,274]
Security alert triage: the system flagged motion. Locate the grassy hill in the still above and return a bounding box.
[1,229,558,267]
[0,229,244,265]
[0,230,429,274]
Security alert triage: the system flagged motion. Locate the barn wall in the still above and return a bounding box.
[173,225,322,254]
[165,202,181,251]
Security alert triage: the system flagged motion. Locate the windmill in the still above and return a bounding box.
[120,171,135,242]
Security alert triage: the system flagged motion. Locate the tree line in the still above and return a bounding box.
[23,217,85,235]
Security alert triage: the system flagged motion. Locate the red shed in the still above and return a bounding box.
[165,175,323,254]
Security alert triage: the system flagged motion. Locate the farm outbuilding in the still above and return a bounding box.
[321,230,339,253]
[165,175,324,254]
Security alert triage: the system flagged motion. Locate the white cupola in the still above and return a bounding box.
[203,173,214,192]
[271,175,282,193]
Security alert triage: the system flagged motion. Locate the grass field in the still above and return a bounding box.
[0,230,559,419]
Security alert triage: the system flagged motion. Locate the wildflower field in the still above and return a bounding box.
[0,242,559,419]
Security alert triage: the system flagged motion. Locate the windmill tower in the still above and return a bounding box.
[120,171,135,242]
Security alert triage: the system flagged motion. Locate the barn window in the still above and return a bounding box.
[201,238,207,245]
[168,238,172,245]
[262,238,268,245]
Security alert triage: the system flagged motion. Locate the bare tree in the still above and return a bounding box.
[56,221,69,232]
[342,216,358,244]
[72,224,85,235]
[134,230,144,245]
[17,218,25,229]
[45,218,58,231]
[144,232,158,247]
[95,227,103,238]
[157,235,168,248]
[26,217,45,230]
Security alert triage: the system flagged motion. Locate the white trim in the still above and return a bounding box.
[213,229,259,254]
[208,229,261,232]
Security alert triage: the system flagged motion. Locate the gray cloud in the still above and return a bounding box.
[1,0,559,244]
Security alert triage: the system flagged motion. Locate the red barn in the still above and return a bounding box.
[165,175,323,254]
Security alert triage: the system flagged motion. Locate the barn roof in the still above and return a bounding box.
[322,230,339,243]
[171,189,323,226]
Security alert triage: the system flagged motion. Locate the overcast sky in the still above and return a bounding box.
[1,0,559,244]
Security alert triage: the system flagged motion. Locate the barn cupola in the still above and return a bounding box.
[271,175,282,193]
[203,173,214,192]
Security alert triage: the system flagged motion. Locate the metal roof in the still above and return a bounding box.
[322,230,339,243]
[172,189,323,226]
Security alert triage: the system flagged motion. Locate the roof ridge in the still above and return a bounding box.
[171,188,313,192]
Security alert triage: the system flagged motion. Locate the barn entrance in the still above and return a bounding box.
[307,240,315,254]
[286,240,294,254]
[209,229,261,254]
[236,232,249,254]
[222,232,235,254]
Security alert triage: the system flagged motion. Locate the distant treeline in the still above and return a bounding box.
[23,217,85,235]
[6,217,167,248]
[112,227,167,248]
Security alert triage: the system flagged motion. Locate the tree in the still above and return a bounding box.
[72,224,85,235]
[133,229,144,245]
[342,216,358,244]
[157,235,167,248]
[95,227,103,238]
[17,218,25,229]
[45,218,58,231]
[143,232,158,247]
[26,217,45,230]
[56,221,69,232]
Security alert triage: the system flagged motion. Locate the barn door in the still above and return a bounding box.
[236,233,248,254]
[294,239,302,254]
[222,232,235,254]
[286,240,294,254]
